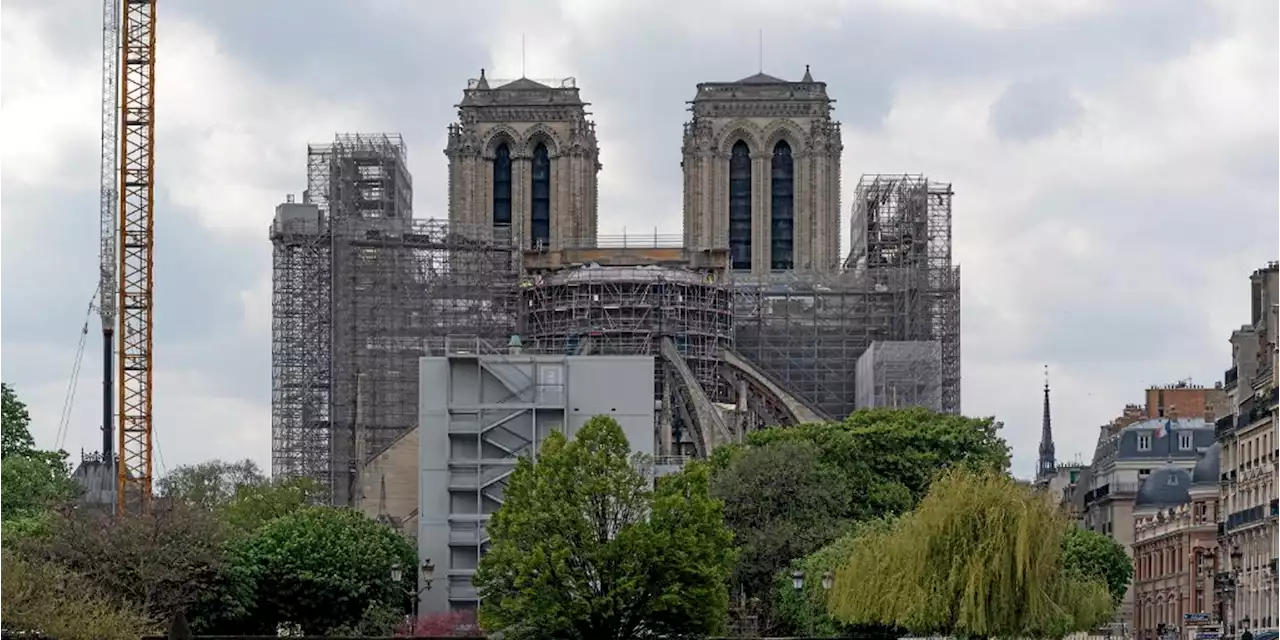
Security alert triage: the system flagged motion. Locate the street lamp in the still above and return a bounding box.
[1230,548,1243,636]
[421,558,436,591]
[822,569,834,592]
[390,562,404,585]
[792,569,804,592]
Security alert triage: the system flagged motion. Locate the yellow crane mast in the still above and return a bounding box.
[116,0,157,516]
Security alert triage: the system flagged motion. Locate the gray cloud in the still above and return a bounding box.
[988,78,1084,142]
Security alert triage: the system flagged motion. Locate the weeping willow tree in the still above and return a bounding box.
[828,468,1113,639]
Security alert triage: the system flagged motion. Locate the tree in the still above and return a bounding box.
[218,476,323,533]
[1,453,78,520]
[772,517,899,638]
[2,382,36,457]
[711,439,851,624]
[16,502,251,632]
[1,551,152,640]
[474,415,737,640]
[828,468,1113,639]
[231,506,416,635]
[748,408,1011,516]
[156,459,266,510]
[1062,526,1134,604]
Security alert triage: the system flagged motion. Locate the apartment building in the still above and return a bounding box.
[1083,417,1216,625]
[1131,445,1222,640]
[1214,262,1279,638]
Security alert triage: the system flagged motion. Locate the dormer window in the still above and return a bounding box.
[1138,434,1152,451]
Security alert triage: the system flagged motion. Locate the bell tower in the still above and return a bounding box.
[445,70,600,249]
[681,66,842,274]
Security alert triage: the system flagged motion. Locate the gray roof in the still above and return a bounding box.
[1103,418,1215,461]
[1191,441,1222,485]
[1134,464,1192,510]
[734,72,791,84]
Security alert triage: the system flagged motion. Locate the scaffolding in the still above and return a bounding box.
[855,341,943,411]
[734,174,960,419]
[271,133,519,505]
[519,264,733,453]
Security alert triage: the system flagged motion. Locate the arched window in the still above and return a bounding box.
[492,143,512,228]
[728,140,752,270]
[531,143,551,248]
[770,140,794,270]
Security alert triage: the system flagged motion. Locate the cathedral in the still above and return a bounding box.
[444,66,843,272]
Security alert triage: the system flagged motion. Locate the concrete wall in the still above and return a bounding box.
[418,353,655,615]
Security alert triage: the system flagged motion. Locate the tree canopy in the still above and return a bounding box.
[827,468,1113,639]
[1062,526,1134,604]
[711,439,850,612]
[231,505,416,635]
[1,383,78,523]
[156,459,267,510]
[474,415,737,640]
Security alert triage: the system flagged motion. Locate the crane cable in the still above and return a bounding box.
[56,286,99,451]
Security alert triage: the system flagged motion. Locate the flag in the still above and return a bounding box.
[1155,419,1173,439]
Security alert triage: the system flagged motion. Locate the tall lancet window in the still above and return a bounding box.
[531,143,551,248]
[770,140,795,270]
[728,140,752,270]
[493,143,512,228]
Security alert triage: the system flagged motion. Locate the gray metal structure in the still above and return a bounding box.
[417,341,655,615]
[855,340,943,411]
[271,134,519,505]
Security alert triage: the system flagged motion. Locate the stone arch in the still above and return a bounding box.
[762,118,808,153]
[482,125,521,159]
[714,119,764,156]
[523,123,563,157]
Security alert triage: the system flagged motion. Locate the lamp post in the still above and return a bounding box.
[1230,547,1243,637]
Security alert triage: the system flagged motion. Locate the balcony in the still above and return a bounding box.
[1216,414,1236,439]
[1225,366,1239,389]
[1225,504,1266,532]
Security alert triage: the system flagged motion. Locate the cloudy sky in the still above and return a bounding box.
[2,0,1276,480]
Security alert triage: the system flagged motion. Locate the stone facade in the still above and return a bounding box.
[680,68,843,274]
[445,71,600,249]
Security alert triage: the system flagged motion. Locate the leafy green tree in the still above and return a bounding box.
[748,408,1011,516]
[474,415,737,640]
[2,382,36,457]
[2,452,78,520]
[218,475,323,533]
[231,506,416,635]
[773,517,899,638]
[1062,526,1134,604]
[711,439,851,620]
[828,468,1113,639]
[157,459,266,510]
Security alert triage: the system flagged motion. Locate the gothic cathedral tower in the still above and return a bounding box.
[445,71,600,249]
[681,67,842,274]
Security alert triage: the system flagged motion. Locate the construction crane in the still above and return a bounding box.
[98,0,119,470]
[114,0,158,516]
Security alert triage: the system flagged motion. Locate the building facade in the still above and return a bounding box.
[1082,418,1217,625]
[1131,447,1222,640]
[417,343,655,615]
[445,71,601,250]
[1215,261,1278,638]
[680,67,843,274]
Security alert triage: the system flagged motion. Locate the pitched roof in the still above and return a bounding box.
[734,72,790,85]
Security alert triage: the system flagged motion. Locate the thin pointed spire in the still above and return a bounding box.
[801,64,814,83]
[1038,365,1056,479]
[476,68,490,90]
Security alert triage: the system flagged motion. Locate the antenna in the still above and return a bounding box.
[521,33,527,78]
[757,30,763,73]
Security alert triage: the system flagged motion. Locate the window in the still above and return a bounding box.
[530,143,551,248]
[492,143,512,228]
[728,140,752,270]
[1179,432,1193,451]
[1138,434,1152,451]
[769,140,794,270]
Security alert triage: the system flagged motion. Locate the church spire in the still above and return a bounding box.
[1037,365,1056,479]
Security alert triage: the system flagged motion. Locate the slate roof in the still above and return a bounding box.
[1134,464,1192,510]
